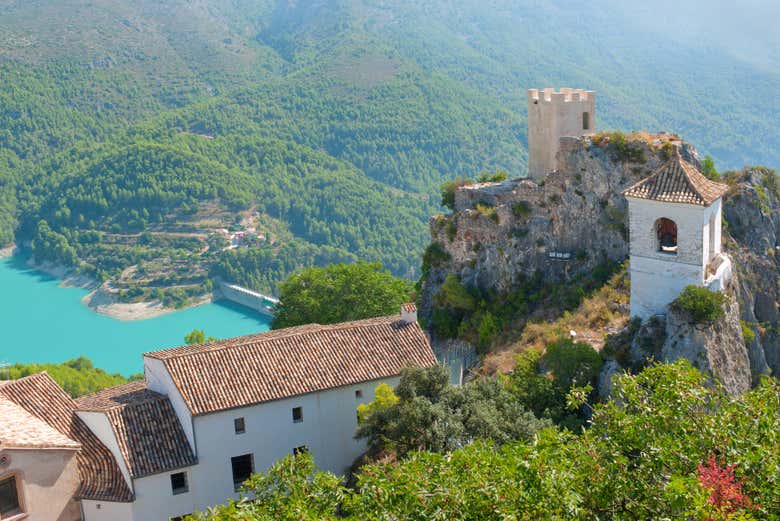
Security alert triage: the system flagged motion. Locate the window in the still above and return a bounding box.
[170,472,188,495]
[171,516,192,521]
[0,476,21,518]
[293,445,309,456]
[231,454,253,492]
[234,417,246,434]
[292,406,303,423]
[656,218,678,254]
[355,389,363,399]
[582,111,590,130]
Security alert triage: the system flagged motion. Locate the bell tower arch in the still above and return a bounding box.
[623,151,731,319]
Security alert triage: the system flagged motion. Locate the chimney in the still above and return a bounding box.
[401,303,417,324]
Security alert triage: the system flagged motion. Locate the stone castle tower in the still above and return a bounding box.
[623,150,732,319]
[527,88,595,179]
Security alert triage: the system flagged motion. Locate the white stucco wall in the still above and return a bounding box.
[76,411,133,491]
[702,199,723,267]
[627,197,723,319]
[80,364,404,519]
[187,376,399,511]
[630,256,703,318]
[143,356,196,453]
[628,197,706,266]
[81,498,133,521]
[130,467,198,521]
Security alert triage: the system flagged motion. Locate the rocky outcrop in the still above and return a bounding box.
[722,167,780,380]
[599,283,752,396]
[422,132,778,389]
[420,135,700,325]
[662,283,751,394]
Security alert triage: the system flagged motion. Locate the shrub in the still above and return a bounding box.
[446,220,457,241]
[612,132,645,163]
[512,200,532,218]
[356,366,548,456]
[661,141,676,160]
[594,131,645,163]
[474,202,499,223]
[431,308,460,338]
[672,286,725,323]
[477,170,508,183]
[701,155,719,180]
[440,177,473,210]
[761,167,780,199]
[755,185,770,213]
[741,320,756,345]
[421,242,451,275]
[542,337,603,390]
[435,274,476,311]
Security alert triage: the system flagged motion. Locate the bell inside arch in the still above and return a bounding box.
[656,218,678,253]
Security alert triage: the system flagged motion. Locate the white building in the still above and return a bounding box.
[0,306,437,521]
[527,88,595,179]
[623,151,731,319]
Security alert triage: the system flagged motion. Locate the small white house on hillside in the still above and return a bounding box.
[0,306,437,521]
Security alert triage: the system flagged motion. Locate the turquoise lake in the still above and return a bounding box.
[0,255,271,376]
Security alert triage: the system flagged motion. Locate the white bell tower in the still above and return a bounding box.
[623,151,731,319]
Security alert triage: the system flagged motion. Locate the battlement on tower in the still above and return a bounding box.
[528,88,595,103]
[527,87,596,179]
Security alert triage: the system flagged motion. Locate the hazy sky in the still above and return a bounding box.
[603,0,780,71]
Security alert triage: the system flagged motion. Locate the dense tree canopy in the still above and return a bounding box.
[3,357,136,397]
[3,0,777,304]
[192,361,780,520]
[271,262,413,329]
[356,365,549,456]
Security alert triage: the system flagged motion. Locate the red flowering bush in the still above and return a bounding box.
[698,454,756,519]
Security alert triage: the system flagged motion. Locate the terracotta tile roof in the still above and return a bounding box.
[145,314,437,416]
[0,373,133,502]
[623,152,728,206]
[0,397,80,450]
[402,303,417,313]
[76,381,196,478]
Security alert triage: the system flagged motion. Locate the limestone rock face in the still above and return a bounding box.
[423,133,776,391]
[723,167,780,379]
[420,135,699,325]
[661,286,751,394]
[597,360,623,399]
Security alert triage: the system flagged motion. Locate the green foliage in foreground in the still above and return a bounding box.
[272,262,414,329]
[673,285,726,323]
[356,365,550,456]
[509,338,603,430]
[192,361,780,521]
[3,357,136,397]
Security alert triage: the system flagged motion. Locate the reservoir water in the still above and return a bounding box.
[0,255,271,376]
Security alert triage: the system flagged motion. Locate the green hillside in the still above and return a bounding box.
[1,0,777,301]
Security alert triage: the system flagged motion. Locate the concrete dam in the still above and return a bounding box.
[218,282,278,317]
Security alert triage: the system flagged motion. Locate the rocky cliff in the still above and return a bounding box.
[421,132,779,388]
[722,167,780,380]
[421,135,699,305]
[662,283,751,394]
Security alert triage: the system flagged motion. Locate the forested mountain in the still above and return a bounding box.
[1,0,777,300]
